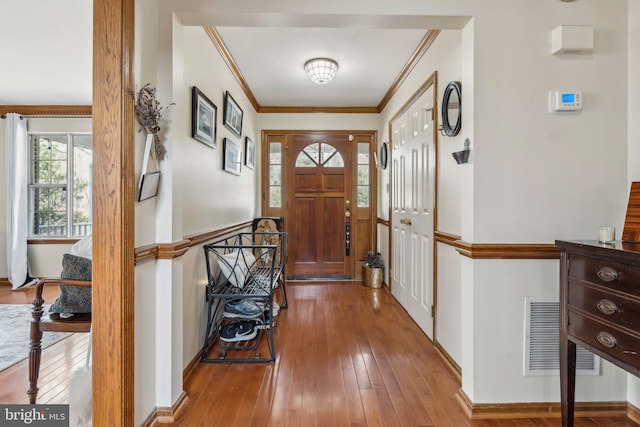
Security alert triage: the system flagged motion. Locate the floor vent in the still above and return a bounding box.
[524,297,599,376]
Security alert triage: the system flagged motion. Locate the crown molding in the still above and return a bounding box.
[205,27,441,114]
[0,105,92,116]
[377,29,440,113]
[203,27,261,112]
[258,106,379,114]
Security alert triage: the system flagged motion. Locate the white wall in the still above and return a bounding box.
[133,0,160,422]
[627,0,640,409]
[466,1,629,404]
[179,25,261,367]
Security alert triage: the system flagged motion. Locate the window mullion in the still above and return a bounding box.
[67,134,73,238]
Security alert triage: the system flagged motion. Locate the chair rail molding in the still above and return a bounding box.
[434,231,560,259]
[134,220,253,264]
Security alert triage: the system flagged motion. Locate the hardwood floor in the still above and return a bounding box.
[168,282,638,427]
[0,283,89,404]
[1,282,637,426]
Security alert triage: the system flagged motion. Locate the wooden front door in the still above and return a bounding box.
[285,134,353,278]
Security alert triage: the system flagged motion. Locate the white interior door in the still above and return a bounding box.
[390,85,435,339]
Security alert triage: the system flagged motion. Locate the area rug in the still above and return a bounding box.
[0,304,70,372]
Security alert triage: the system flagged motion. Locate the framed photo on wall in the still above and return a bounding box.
[245,137,255,169]
[138,171,161,202]
[191,86,217,148]
[223,138,242,175]
[223,91,243,138]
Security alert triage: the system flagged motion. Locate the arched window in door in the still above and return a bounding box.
[294,142,344,167]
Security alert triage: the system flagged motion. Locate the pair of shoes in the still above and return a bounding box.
[255,301,281,330]
[224,299,265,319]
[219,321,257,342]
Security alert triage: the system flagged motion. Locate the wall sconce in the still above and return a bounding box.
[452,138,470,164]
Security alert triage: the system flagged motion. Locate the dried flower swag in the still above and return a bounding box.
[131,84,174,160]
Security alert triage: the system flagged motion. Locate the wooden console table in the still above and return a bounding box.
[557,240,640,427]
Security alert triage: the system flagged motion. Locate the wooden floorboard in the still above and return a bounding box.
[167,282,639,427]
[2,282,638,426]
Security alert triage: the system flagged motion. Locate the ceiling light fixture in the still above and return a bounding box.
[304,58,338,85]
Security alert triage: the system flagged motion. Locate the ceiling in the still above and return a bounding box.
[0,0,93,105]
[214,26,429,108]
[0,2,466,109]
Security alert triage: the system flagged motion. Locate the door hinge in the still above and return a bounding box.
[431,304,434,318]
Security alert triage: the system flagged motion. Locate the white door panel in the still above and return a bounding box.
[391,85,435,339]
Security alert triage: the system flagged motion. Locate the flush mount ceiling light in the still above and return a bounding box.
[304,58,338,85]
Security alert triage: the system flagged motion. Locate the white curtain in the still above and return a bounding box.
[5,113,36,289]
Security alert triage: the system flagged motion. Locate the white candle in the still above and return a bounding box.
[599,226,615,243]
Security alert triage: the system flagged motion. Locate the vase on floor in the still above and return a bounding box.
[363,266,383,288]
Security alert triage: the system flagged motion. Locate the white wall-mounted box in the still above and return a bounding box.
[551,25,594,55]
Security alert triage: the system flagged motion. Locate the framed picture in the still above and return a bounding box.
[223,91,243,138]
[245,137,256,169]
[191,86,217,148]
[137,171,161,202]
[223,138,242,175]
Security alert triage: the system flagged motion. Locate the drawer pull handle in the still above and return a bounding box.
[596,299,618,315]
[596,332,617,348]
[597,266,618,282]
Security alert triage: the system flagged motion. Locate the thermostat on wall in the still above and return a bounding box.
[548,91,582,113]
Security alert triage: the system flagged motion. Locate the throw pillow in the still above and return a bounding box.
[71,234,92,259]
[218,250,256,288]
[50,254,92,314]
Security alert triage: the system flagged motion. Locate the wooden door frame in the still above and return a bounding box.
[93,0,135,425]
[261,130,378,280]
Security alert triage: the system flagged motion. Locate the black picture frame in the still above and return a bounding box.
[245,137,255,169]
[223,138,242,175]
[191,86,217,148]
[137,171,161,202]
[223,91,243,138]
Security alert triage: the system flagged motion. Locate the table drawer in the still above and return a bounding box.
[568,281,640,330]
[568,254,640,298]
[568,311,640,370]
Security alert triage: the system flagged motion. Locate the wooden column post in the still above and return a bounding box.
[93,0,135,425]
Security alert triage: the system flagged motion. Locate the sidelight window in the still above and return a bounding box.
[269,143,282,207]
[357,143,370,207]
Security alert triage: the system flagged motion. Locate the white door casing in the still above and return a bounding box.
[390,84,436,339]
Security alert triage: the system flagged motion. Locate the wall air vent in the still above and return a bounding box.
[524,297,599,376]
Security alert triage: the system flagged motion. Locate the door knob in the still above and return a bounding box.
[400,218,412,226]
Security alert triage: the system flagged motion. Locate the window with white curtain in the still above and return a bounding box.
[28,133,93,238]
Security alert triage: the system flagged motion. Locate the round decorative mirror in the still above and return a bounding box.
[441,81,462,137]
[379,142,388,170]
